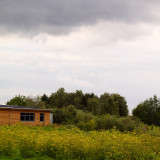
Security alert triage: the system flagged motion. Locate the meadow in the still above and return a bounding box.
[0,124,160,160]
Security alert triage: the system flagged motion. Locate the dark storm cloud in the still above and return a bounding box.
[0,0,159,35]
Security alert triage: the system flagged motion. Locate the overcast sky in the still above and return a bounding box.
[1,0,160,113]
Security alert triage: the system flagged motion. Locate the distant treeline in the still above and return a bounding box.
[11,89,160,131]
[7,88,160,128]
[7,88,129,117]
[7,90,160,131]
[7,89,143,132]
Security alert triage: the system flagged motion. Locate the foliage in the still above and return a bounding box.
[53,105,77,124]
[111,94,129,116]
[86,97,100,115]
[25,96,46,108]
[6,95,46,108]
[6,95,26,106]
[100,93,119,116]
[52,106,139,132]
[41,94,49,105]
[46,88,129,117]
[95,115,137,132]
[0,124,160,159]
[6,88,129,117]
[49,88,68,108]
[75,109,95,123]
[132,95,160,126]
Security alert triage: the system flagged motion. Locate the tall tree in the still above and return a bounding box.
[82,93,96,110]
[41,94,49,103]
[111,94,129,116]
[100,93,119,116]
[49,88,67,108]
[73,90,84,109]
[87,97,100,115]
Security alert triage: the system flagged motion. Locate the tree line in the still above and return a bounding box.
[7,88,160,128]
[6,88,129,117]
[7,89,140,132]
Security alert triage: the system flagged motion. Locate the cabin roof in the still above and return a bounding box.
[0,105,52,112]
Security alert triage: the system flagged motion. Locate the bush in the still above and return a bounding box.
[95,114,117,130]
[0,125,159,160]
[95,115,137,132]
[75,110,95,123]
[53,105,77,124]
[77,119,96,131]
[53,106,143,132]
[115,116,136,132]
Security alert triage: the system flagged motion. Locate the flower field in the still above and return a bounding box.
[0,124,160,160]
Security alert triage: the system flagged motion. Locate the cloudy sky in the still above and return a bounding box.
[1,0,160,113]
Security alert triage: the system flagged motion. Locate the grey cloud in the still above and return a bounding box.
[0,0,159,35]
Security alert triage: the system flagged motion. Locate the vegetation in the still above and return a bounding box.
[53,105,140,132]
[6,95,46,109]
[7,88,128,117]
[6,88,132,132]
[5,91,160,159]
[0,124,160,160]
[132,95,160,126]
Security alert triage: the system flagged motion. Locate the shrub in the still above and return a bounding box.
[95,114,117,130]
[0,125,159,159]
[75,110,95,123]
[53,105,77,124]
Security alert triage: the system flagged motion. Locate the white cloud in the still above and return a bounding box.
[1,19,160,113]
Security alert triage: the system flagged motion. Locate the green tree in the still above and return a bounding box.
[49,88,67,108]
[87,97,100,115]
[26,96,46,108]
[100,93,119,116]
[111,94,129,116]
[73,90,84,109]
[82,93,96,108]
[132,95,160,126]
[65,92,75,106]
[6,95,26,106]
[41,94,49,103]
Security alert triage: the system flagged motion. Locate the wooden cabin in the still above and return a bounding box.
[0,105,53,126]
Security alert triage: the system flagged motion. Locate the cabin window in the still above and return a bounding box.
[20,113,35,122]
[40,113,44,122]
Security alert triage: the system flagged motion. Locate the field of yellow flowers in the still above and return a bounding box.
[0,124,160,160]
